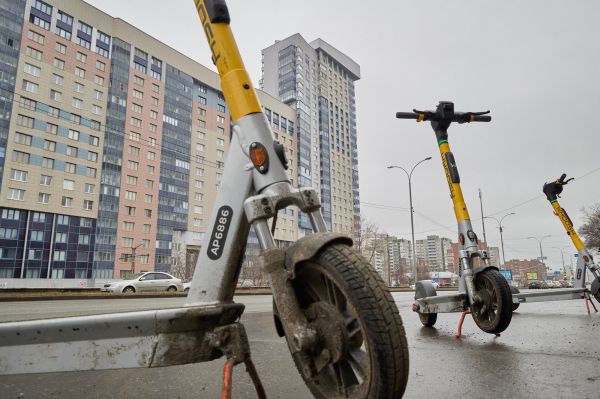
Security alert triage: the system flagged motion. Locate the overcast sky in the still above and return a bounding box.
[86,0,600,271]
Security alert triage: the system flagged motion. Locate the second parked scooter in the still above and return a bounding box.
[396,101,513,336]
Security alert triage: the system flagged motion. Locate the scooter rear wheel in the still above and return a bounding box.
[288,243,409,399]
[470,269,513,334]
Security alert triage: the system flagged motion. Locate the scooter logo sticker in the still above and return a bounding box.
[207,206,233,260]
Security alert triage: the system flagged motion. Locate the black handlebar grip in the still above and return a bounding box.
[396,112,419,119]
[472,115,492,122]
[559,173,567,183]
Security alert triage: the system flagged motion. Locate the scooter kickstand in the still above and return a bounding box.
[456,310,470,338]
[584,294,598,316]
[211,324,267,399]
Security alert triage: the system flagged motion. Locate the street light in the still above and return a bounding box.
[387,156,432,283]
[527,235,552,275]
[483,212,516,266]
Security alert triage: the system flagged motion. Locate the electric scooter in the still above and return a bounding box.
[510,174,600,313]
[396,101,513,337]
[0,1,410,398]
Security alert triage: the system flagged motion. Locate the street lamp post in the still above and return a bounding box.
[387,157,432,283]
[527,235,552,277]
[483,212,515,266]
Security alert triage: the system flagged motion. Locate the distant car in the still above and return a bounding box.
[548,281,561,288]
[528,280,541,289]
[101,272,182,293]
[560,280,574,288]
[183,282,191,292]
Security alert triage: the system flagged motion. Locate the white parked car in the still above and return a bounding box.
[101,272,183,293]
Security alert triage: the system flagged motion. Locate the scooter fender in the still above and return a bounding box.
[284,232,353,278]
[473,265,499,277]
[273,232,353,337]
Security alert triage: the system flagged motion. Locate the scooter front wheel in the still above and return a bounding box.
[470,269,513,334]
[289,243,409,399]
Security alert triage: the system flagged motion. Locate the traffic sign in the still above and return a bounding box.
[499,269,513,281]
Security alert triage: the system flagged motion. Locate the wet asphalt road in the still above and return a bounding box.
[0,292,599,399]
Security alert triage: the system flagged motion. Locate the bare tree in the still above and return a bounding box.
[580,204,600,251]
[170,245,197,282]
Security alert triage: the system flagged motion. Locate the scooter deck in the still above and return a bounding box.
[0,303,244,375]
[513,288,586,304]
[414,292,468,314]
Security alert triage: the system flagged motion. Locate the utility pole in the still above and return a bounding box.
[479,189,487,249]
[123,243,144,278]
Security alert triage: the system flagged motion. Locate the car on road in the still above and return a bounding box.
[183,282,191,292]
[528,280,542,289]
[101,272,183,293]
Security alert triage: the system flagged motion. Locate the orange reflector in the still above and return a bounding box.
[459,234,465,245]
[250,144,268,167]
[584,256,590,263]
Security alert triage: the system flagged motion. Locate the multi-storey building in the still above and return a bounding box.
[261,34,361,237]
[415,235,452,273]
[387,237,413,283]
[0,0,296,281]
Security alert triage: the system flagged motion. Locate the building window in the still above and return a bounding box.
[73,82,85,93]
[217,115,225,124]
[38,192,50,204]
[217,104,226,113]
[61,196,73,207]
[44,140,56,152]
[96,60,106,71]
[91,104,102,115]
[63,179,75,190]
[129,132,141,142]
[145,179,154,189]
[25,46,43,61]
[50,90,62,102]
[94,75,104,86]
[14,132,32,146]
[144,194,153,204]
[40,175,52,186]
[54,58,65,70]
[12,150,30,164]
[66,146,78,158]
[0,228,18,239]
[143,224,151,233]
[134,75,145,86]
[72,98,83,109]
[128,160,139,171]
[42,157,54,169]
[9,169,28,182]
[64,162,76,174]
[23,63,41,77]
[89,135,99,146]
[80,217,93,228]
[86,167,97,178]
[123,221,135,231]
[22,80,38,94]
[85,183,95,194]
[28,30,45,44]
[46,123,58,135]
[144,209,152,218]
[31,231,44,241]
[7,188,25,201]
[125,191,137,201]
[130,117,142,128]
[55,232,67,243]
[2,209,21,220]
[88,151,98,162]
[57,215,69,225]
[147,151,156,160]
[53,251,66,261]
[83,200,93,210]
[217,127,225,135]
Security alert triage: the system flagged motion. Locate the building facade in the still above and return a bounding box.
[415,235,452,273]
[261,34,361,237]
[0,0,296,280]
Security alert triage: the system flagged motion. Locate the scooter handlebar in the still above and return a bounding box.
[395,110,491,123]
